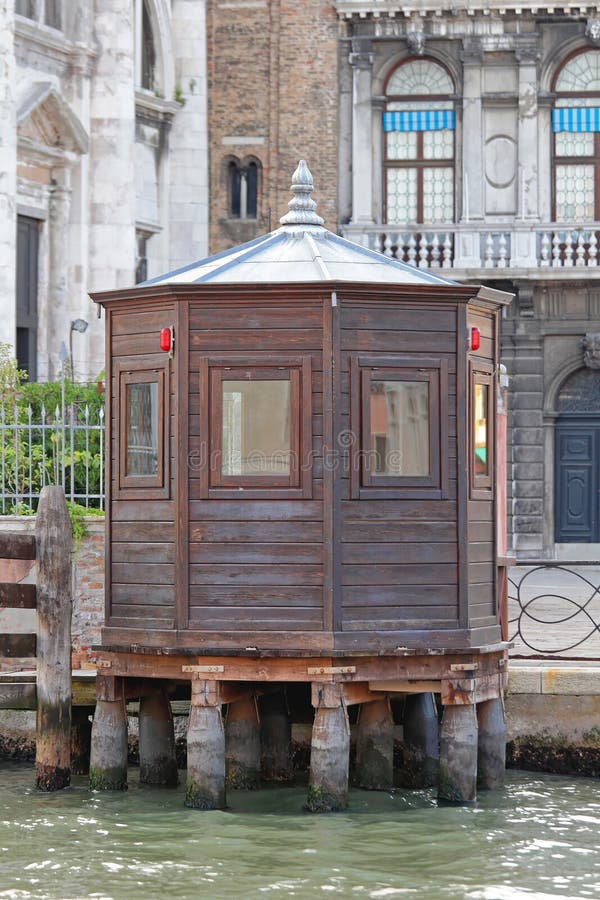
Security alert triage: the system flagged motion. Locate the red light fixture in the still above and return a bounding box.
[470,326,481,351]
[160,326,174,354]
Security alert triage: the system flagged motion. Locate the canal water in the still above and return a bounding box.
[1,763,599,899]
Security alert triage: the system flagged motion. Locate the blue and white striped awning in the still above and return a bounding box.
[383,110,455,132]
[552,107,600,133]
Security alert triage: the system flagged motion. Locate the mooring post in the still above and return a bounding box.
[259,690,292,781]
[355,697,394,790]
[185,679,226,810]
[139,685,178,787]
[438,703,478,804]
[71,708,93,776]
[477,697,506,790]
[402,692,439,788]
[226,694,260,790]
[35,485,72,791]
[89,675,128,790]
[307,683,350,812]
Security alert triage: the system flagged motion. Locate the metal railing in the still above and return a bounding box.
[508,562,600,660]
[0,400,104,513]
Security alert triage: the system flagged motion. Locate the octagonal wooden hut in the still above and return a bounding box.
[90,161,513,810]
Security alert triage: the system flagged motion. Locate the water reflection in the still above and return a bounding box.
[0,764,599,899]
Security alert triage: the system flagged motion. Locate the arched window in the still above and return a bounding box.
[383,59,455,225]
[141,0,156,92]
[553,50,600,221]
[228,159,259,220]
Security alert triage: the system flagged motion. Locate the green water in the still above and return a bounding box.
[0,764,599,899]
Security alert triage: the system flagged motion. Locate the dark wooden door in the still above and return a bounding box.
[16,215,39,381]
[555,421,600,542]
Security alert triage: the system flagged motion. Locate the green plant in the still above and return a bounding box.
[173,85,186,105]
[67,502,105,551]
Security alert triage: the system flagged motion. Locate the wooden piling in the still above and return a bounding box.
[226,694,260,790]
[185,680,226,810]
[89,676,128,790]
[355,697,394,791]
[402,693,439,788]
[139,687,178,787]
[307,683,350,812]
[35,486,72,791]
[438,704,478,804]
[477,697,506,790]
[259,691,292,782]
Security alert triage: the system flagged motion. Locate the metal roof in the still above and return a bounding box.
[141,161,459,288]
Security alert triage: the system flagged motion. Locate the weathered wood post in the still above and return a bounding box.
[185,679,226,810]
[260,691,292,781]
[89,675,128,790]
[226,694,260,789]
[477,697,506,790]
[35,485,72,791]
[139,685,178,787]
[355,697,394,790]
[402,693,439,788]
[307,683,350,812]
[438,704,478,804]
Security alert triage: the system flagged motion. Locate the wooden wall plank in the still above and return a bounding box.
[112,543,175,564]
[190,500,322,521]
[342,543,456,565]
[0,583,37,609]
[0,634,36,657]
[342,564,457,586]
[189,543,322,565]
[190,564,323,586]
[342,307,456,332]
[342,584,456,607]
[190,521,323,543]
[112,563,175,585]
[189,585,323,607]
[0,534,36,560]
[0,682,37,710]
[111,584,175,606]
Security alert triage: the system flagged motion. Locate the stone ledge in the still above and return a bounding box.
[510,665,600,696]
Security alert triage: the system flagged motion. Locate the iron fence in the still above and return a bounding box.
[508,561,600,660]
[0,398,104,514]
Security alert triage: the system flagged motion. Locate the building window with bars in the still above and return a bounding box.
[552,49,600,221]
[227,159,259,220]
[383,58,455,226]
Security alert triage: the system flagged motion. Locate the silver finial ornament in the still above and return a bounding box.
[279,160,324,227]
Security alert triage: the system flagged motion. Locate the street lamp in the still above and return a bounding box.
[69,318,88,379]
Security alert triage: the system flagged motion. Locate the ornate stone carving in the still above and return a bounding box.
[582,333,600,369]
[349,37,373,70]
[586,19,600,46]
[406,30,426,56]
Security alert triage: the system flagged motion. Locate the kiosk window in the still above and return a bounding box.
[369,379,430,477]
[471,366,494,496]
[117,365,168,497]
[126,381,159,476]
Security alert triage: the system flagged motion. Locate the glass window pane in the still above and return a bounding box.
[387,168,418,223]
[387,60,454,96]
[370,380,429,476]
[387,131,417,160]
[127,382,159,476]
[555,164,595,220]
[555,132,594,157]
[474,383,488,477]
[423,167,454,223]
[423,129,454,159]
[16,0,35,18]
[222,379,291,476]
[44,0,62,29]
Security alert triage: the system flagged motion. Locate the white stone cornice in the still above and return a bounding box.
[14,15,96,69]
[335,1,589,18]
[135,90,180,123]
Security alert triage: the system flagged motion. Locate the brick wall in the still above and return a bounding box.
[0,516,105,672]
[207,0,339,252]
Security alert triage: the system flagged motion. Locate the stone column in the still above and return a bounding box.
[185,680,226,810]
[402,692,439,788]
[170,0,209,267]
[307,683,350,812]
[349,38,374,227]
[226,694,261,790]
[512,41,540,267]
[355,697,394,790]
[46,171,72,379]
[477,697,506,790]
[438,704,478,804]
[139,686,178,787]
[89,677,128,791]
[88,0,136,373]
[455,38,484,267]
[259,691,292,781]
[0,1,16,351]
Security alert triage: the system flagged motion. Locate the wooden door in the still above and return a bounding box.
[555,421,600,542]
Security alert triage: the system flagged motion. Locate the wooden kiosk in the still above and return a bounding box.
[90,162,512,809]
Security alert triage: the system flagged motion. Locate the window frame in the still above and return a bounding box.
[383,57,455,226]
[469,361,495,500]
[552,48,600,222]
[202,355,312,500]
[350,355,448,500]
[226,158,260,221]
[115,357,170,500]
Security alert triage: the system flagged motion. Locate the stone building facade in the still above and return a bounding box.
[205,0,339,253]
[0,0,208,381]
[336,1,600,559]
